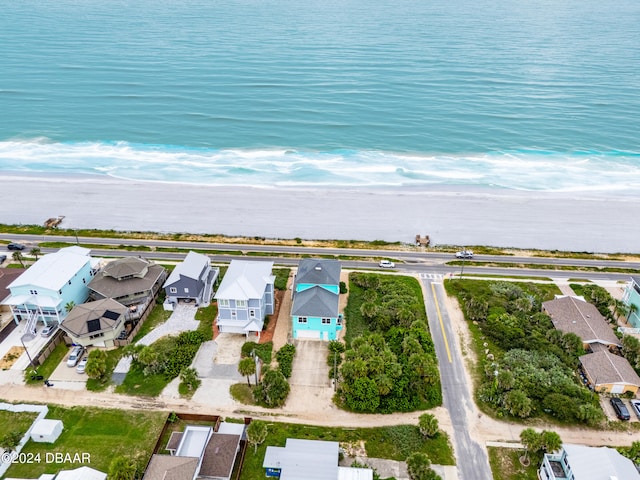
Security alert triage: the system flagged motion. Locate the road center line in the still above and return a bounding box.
[431,282,452,363]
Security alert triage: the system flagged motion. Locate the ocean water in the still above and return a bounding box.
[1,0,639,191]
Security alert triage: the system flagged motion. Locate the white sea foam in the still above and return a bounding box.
[0,139,639,193]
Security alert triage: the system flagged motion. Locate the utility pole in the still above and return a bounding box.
[459,246,466,280]
[333,351,337,392]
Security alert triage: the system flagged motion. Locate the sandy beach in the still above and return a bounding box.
[1,172,638,253]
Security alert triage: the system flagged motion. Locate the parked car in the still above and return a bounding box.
[76,356,89,374]
[610,397,630,421]
[7,243,25,251]
[455,250,474,259]
[630,399,640,420]
[379,259,395,268]
[0,254,6,263]
[66,346,85,367]
[41,324,58,337]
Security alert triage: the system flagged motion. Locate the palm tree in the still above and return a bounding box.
[12,251,24,268]
[64,301,76,313]
[238,357,256,386]
[519,428,540,465]
[418,413,439,438]
[29,247,42,260]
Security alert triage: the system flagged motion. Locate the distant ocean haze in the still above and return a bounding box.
[1,0,639,191]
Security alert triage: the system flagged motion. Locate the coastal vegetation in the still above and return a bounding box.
[445,279,603,424]
[337,273,441,413]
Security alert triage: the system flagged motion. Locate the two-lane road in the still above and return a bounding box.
[422,275,493,480]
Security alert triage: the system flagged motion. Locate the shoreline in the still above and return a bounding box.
[1,171,639,253]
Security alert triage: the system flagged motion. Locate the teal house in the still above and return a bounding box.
[291,259,342,341]
[623,276,640,328]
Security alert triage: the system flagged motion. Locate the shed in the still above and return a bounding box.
[30,418,63,443]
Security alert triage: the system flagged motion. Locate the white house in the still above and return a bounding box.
[539,444,640,480]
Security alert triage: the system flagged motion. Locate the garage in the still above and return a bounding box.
[296,329,321,340]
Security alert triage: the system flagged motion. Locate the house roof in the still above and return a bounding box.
[542,296,620,346]
[88,261,165,300]
[31,418,62,436]
[263,439,340,480]
[0,268,25,297]
[102,256,150,279]
[163,251,210,287]
[631,276,640,286]
[291,285,339,318]
[561,443,640,479]
[142,454,199,480]
[295,259,341,287]
[580,350,640,387]
[60,298,127,338]
[166,431,183,452]
[215,260,274,300]
[55,466,107,480]
[3,293,60,308]
[8,247,93,291]
[199,433,242,479]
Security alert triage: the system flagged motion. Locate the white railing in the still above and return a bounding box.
[24,310,38,336]
[619,327,640,335]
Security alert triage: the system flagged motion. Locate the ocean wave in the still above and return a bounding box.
[0,139,639,192]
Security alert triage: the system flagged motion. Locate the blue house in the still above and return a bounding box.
[622,276,640,328]
[214,260,275,339]
[291,259,342,341]
[2,246,98,334]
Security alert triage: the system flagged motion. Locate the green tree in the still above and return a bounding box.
[539,430,562,454]
[108,455,137,480]
[246,420,268,453]
[406,452,441,480]
[138,345,161,375]
[0,430,22,452]
[29,247,42,260]
[418,413,439,438]
[519,428,540,464]
[254,369,290,407]
[503,389,533,418]
[238,357,256,386]
[577,403,604,426]
[85,349,108,380]
[344,377,380,413]
[12,251,25,268]
[179,367,201,391]
[64,300,76,313]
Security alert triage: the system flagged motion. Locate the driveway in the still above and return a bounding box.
[191,334,244,380]
[290,340,330,388]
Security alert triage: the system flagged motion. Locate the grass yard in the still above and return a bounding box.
[488,446,539,480]
[4,405,166,478]
[24,342,68,385]
[0,410,38,437]
[239,421,454,480]
[85,348,124,391]
[115,361,169,397]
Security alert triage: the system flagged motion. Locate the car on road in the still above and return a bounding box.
[7,243,25,251]
[76,356,89,374]
[41,324,58,337]
[378,260,395,268]
[455,250,474,259]
[0,254,6,264]
[610,397,630,421]
[630,399,640,420]
[66,346,85,367]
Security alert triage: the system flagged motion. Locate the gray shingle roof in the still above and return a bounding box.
[60,298,127,337]
[542,296,620,347]
[292,285,339,318]
[142,455,199,480]
[88,262,165,300]
[580,350,640,388]
[295,259,340,287]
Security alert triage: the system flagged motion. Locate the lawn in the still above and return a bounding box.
[24,341,68,385]
[488,446,539,480]
[4,405,166,478]
[0,410,38,437]
[239,420,454,480]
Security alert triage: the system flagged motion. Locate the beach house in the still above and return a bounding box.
[60,298,128,348]
[541,295,621,350]
[579,349,640,395]
[539,444,640,480]
[622,276,640,328]
[291,259,342,341]
[214,260,275,339]
[2,246,98,334]
[263,438,372,480]
[162,251,218,307]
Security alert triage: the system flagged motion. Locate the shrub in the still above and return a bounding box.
[276,344,296,378]
[254,370,290,407]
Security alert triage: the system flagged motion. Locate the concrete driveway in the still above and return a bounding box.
[290,340,330,388]
[191,334,244,380]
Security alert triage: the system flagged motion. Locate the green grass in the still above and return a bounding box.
[24,342,68,385]
[230,383,255,404]
[86,348,124,391]
[0,410,38,437]
[4,405,166,478]
[115,361,169,397]
[487,447,539,480]
[458,273,553,281]
[240,421,454,480]
[447,260,640,274]
[195,303,217,341]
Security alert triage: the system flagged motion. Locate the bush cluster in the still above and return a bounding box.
[276,344,296,378]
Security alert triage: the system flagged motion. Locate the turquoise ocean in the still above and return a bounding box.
[1,0,639,191]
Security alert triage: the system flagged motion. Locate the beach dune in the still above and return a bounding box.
[1,173,638,253]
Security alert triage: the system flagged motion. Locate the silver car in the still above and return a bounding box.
[66,346,84,367]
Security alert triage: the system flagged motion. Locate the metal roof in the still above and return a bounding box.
[215,260,274,300]
[163,251,210,287]
[263,439,339,480]
[8,247,93,291]
[562,444,640,479]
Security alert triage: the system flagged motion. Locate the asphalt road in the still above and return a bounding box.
[423,277,493,480]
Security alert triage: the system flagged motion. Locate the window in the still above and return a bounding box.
[219,299,229,307]
[298,317,307,323]
[183,288,189,293]
[169,287,177,294]
[249,309,256,317]
[337,316,343,325]
[30,289,38,295]
[237,299,247,308]
[322,318,331,325]
[231,311,236,318]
